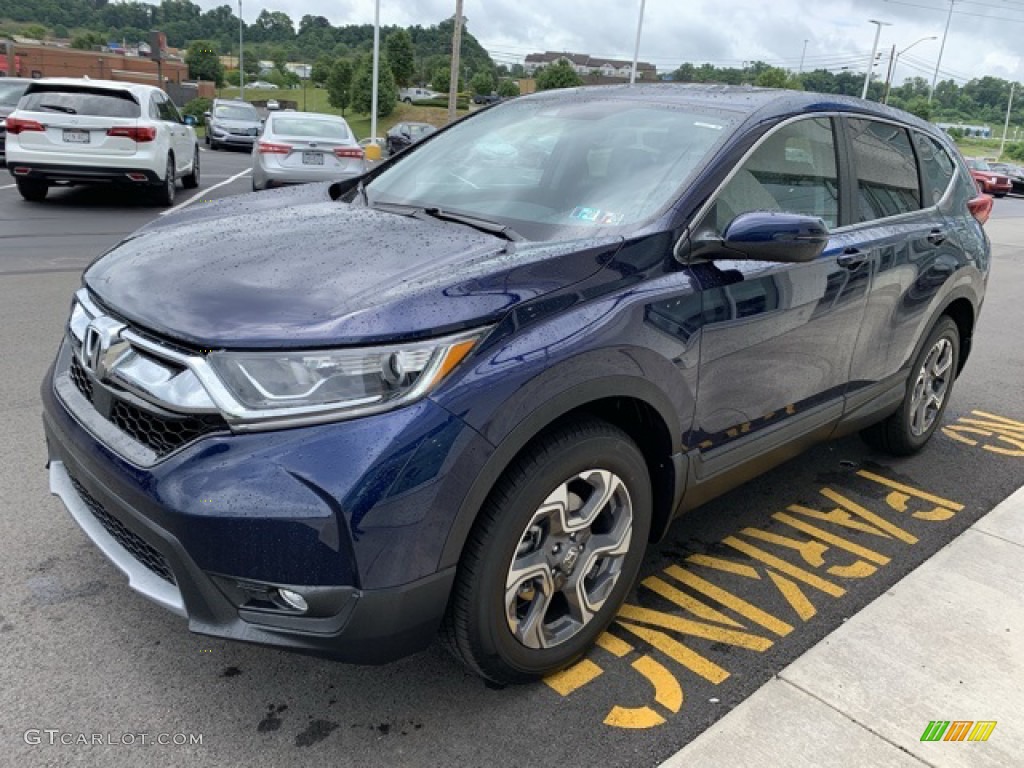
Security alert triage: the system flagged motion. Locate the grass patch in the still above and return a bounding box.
[218,86,469,139]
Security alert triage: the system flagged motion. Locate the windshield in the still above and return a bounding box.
[214,104,259,121]
[271,117,350,139]
[969,158,992,171]
[365,98,736,240]
[0,81,28,106]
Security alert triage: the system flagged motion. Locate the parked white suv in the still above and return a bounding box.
[4,78,199,205]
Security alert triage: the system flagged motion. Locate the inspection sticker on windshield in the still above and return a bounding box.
[571,207,623,225]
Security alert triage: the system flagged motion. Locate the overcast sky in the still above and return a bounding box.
[200,0,1024,84]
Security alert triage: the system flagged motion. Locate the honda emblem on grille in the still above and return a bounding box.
[79,316,128,380]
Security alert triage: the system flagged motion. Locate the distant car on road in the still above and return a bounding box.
[987,161,1024,194]
[4,78,199,205]
[248,81,280,90]
[398,87,439,103]
[472,93,501,105]
[204,99,262,151]
[965,157,1011,197]
[0,77,33,165]
[266,99,280,111]
[251,111,365,191]
[385,121,436,156]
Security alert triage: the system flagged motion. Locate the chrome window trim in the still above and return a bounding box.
[674,112,955,261]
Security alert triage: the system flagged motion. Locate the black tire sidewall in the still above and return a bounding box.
[897,317,960,450]
[466,429,651,679]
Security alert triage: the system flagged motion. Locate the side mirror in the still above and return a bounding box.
[720,211,829,263]
[183,115,196,126]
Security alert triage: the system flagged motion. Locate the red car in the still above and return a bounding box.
[966,157,1012,197]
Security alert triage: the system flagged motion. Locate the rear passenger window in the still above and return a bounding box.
[914,133,955,205]
[712,117,839,232]
[848,119,921,221]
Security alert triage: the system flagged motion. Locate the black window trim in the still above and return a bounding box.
[836,114,960,231]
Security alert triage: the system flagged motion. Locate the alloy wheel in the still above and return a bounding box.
[504,469,633,650]
[909,337,953,436]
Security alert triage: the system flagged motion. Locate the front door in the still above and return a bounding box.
[685,116,871,490]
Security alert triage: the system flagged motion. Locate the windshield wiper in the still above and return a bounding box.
[37,103,77,114]
[369,202,522,241]
[420,207,523,241]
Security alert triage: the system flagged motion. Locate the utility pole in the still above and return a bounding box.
[447,0,464,123]
[929,0,955,103]
[999,82,1015,160]
[371,0,380,143]
[882,45,896,104]
[238,0,244,100]
[629,0,647,85]
[861,19,890,100]
[798,39,808,74]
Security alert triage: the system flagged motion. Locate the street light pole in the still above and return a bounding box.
[371,0,380,142]
[861,19,891,100]
[447,0,464,123]
[629,0,647,86]
[884,36,937,104]
[929,0,955,103]
[999,82,1015,160]
[238,0,244,100]
[798,39,808,74]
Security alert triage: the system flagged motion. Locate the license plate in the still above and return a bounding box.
[63,129,90,144]
[302,152,324,165]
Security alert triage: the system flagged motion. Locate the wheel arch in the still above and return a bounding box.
[439,377,687,572]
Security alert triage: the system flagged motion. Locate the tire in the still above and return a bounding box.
[152,155,176,207]
[252,177,263,192]
[204,133,210,146]
[182,147,200,189]
[443,419,652,684]
[209,139,220,151]
[995,193,1007,198]
[16,178,47,202]
[860,316,960,456]
[403,97,412,104]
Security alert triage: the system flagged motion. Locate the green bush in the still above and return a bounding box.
[182,97,212,124]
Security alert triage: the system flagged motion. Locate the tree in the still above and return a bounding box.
[905,97,933,121]
[432,65,451,94]
[469,71,495,96]
[327,58,354,114]
[71,31,105,50]
[497,79,520,98]
[311,54,334,86]
[535,59,583,91]
[385,29,415,87]
[185,40,224,85]
[23,23,48,40]
[351,52,397,117]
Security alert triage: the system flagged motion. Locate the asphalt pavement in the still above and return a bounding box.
[0,165,1021,768]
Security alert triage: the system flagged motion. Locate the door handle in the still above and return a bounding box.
[837,247,868,269]
[927,229,947,245]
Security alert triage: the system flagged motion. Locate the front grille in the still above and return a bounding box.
[69,355,93,401]
[67,352,226,459]
[110,400,225,457]
[67,474,176,585]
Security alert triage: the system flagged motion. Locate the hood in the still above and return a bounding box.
[211,117,260,130]
[84,184,621,349]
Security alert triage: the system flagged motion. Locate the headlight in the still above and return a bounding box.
[205,329,485,421]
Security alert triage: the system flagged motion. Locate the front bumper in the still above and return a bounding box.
[210,131,256,148]
[41,352,493,662]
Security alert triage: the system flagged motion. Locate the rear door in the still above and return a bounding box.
[154,92,191,173]
[840,118,965,401]
[13,84,141,158]
[685,115,871,492]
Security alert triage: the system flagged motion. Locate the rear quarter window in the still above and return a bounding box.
[20,87,141,118]
[913,132,956,205]
[848,118,922,222]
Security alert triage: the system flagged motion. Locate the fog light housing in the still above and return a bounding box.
[277,588,308,613]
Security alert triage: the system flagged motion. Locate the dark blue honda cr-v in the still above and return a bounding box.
[42,85,990,683]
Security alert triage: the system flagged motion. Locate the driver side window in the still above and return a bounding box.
[710,117,839,234]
